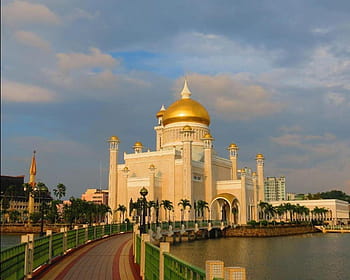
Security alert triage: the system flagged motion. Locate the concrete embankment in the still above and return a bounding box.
[223,225,319,237]
[1,225,63,234]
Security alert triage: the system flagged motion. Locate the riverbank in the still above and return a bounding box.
[1,224,63,234]
[223,224,319,237]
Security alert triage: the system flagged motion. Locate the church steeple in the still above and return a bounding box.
[181,79,192,99]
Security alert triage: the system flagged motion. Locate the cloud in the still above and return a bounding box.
[14,30,50,51]
[177,73,283,120]
[3,0,60,26]
[56,48,118,72]
[2,81,57,103]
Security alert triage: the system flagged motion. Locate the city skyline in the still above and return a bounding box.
[2,0,350,198]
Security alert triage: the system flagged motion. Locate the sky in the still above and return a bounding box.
[1,0,350,198]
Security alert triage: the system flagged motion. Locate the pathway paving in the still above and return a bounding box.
[35,233,141,280]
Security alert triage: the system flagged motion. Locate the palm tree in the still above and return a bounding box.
[178,199,192,223]
[275,204,286,221]
[264,203,276,221]
[147,200,157,223]
[196,200,209,220]
[116,204,127,222]
[258,201,269,220]
[160,200,173,222]
[53,183,66,201]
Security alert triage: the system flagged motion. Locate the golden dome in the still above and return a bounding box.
[228,143,239,150]
[108,135,120,142]
[256,153,265,160]
[203,133,213,139]
[133,141,143,147]
[162,81,210,126]
[149,164,155,169]
[182,125,193,131]
[123,166,129,172]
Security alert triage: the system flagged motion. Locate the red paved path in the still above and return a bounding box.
[35,233,141,280]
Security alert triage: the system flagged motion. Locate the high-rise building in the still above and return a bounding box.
[82,189,109,205]
[264,176,286,202]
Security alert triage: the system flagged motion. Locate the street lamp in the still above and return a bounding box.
[139,187,148,233]
[24,183,49,236]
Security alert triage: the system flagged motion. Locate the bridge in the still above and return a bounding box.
[0,220,231,280]
[315,225,350,233]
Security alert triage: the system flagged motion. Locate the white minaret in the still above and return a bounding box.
[181,125,194,204]
[202,133,214,203]
[108,136,120,222]
[228,143,239,180]
[256,153,265,202]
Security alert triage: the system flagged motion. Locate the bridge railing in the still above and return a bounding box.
[0,223,133,280]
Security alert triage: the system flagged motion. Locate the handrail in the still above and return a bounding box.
[0,223,133,280]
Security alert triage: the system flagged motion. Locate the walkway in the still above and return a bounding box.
[35,233,141,280]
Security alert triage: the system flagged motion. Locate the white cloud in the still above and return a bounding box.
[176,73,283,120]
[3,0,60,26]
[2,81,57,103]
[56,48,118,72]
[14,30,50,51]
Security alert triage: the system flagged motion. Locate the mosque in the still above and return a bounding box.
[107,81,265,224]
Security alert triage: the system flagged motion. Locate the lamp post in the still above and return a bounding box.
[24,183,49,236]
[139,187,148,233]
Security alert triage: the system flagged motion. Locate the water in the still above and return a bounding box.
[1,234,23,249]
[170,233,350,280]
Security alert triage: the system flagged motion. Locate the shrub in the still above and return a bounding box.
[260,220,268,226]
[247,220,258,227]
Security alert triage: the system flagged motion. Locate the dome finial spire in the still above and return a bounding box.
[181,79,192,99]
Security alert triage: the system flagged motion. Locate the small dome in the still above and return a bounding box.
[123,166,129,172]
[162,81,210,126]
[203,133,213,139]
[108,135,120,142]
[149,164,155,169]
[228,143,239,150]
[182,125,193,131]
[133,141,143,147]
[256,153,265,160]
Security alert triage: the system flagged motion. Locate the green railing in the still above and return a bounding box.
[163,252,205,280]
[0,223,133,280]
[0,243,26,280]
[144,242,160,280]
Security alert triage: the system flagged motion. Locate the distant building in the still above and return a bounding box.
[270,199,349,224]
[264,176,286,202]
[286,193,296,200]
[1,175,25,193]
[82,189,109,205]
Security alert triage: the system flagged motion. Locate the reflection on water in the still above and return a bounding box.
[1,234,22,249]
[170,233,350,280]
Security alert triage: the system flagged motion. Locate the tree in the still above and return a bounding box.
[178,199,192,223]
[53,183,66,201]
[160,200,173,222]
[196,200,209,220]
[116,204,127,222]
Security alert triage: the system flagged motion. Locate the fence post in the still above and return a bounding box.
[133,224,139,263]
[93,224,97,240]
[74,226,79,247]
[46,230,53,264]
[224,267,246,280]
[21,234,34,279]
[159,242,170,280]
[83,224,88,243]
[60,227,67,253]
[140,234,150,278]
[102,224,105,236]
[206,260,224,280]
